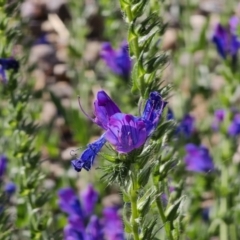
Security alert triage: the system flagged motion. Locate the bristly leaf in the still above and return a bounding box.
[100,160,131,187]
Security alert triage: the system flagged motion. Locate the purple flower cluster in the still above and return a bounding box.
[0,58,19,83]
[212,16,240,59]
[100,42,132,79]
[58,185,124,240]
[184,144,214,173]
[72,91,167,172]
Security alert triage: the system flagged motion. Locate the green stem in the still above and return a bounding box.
[155,183,174,240]
[130,168,140,240]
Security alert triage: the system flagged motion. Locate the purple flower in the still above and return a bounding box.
[212,109,225,131]
[212,20,240,59]
[184,144,214,173]
[178,114,195,137]
[0,155,7,178]
[73,91,167,172]
[71,135,106,172]
[86,216,104,240]
[4,182,16,195]
[100,41,132,79]
[103,207,125,240]
[58,188,83,217]
[228,114,240,136]
[105,113,150,153]
[0,58,19,83]
[80,185,99,217]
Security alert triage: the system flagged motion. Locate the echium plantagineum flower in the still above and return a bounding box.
[100,41,132,79]
[212,16,240,59]
[58,185,125,240]
[184,144,214,173]
[177,114,195,138]
[0,58,19,83]
[212,109,225,131]
[72,91,167,172]
[228,113,240,136]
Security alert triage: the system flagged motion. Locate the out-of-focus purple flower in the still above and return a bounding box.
[103,207,125,240]
[80,185,98,217]
[228,114,240,136]
[212,109,225,131]
[58,188,83,217]
[0,155,7,178]
[202,208,210,222]
[73,91,167,172]
[212,19,240,59]
[178,114,195,137]
[4,182,16,195]
[167,108,174,120]
[100,41,132,79]
[86,216,104,240]
[0,58,19,83]
[184,144,214,173]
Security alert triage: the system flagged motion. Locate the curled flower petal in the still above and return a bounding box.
[94,91,121,130]
[71,135,107,172]
[105,113,148,153]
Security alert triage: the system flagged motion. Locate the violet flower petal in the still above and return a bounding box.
[94,91,121,130]
[81,184,98,217]
[71,135,106,172]
[58,188,83,217]
[105,113,148,153]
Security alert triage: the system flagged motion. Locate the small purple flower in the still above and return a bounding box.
[80,185,99,217]
[86,216,104,240]
[4,182,16,195]
[212,20,240,59]
[103,207,125,240]
[100,41,132,79]
[58,188,83,217]
[228,114,240,136]
[0,58,19,83]
[71,135,106,172]
[184,144,214,173]
[0,155,7,178]
[73,91,167,171]
[212,109,225,131]
[178,114,195,137]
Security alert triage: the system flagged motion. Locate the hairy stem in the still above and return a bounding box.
[130,167,140,240]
